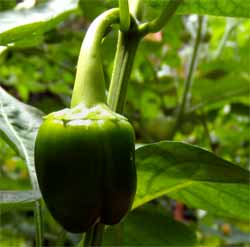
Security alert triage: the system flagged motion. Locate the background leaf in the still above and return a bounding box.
[190,56,250,111]
[134,141,250,220]
[0,0,79,46]
[0,87,43,190]
[103,204,197,246]
[143,0,250,19]
[168,182,250,221]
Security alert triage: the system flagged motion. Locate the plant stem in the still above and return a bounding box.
[171,16,204,139]
[83,222,104,247]
[108,0,183,113]
[34,200,43,247]
[129,0,143,20]
[83,227,94,247]
[71,8,120,107]
[138,0,183,36]
[199,112,214,152]
[91,223,105,246]
[180,16,203,115]
[214,18,240,59]
[107,5,142,244]
[119,0,130,32]
[107,29,140,113]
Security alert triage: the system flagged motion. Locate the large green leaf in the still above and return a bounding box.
[168,183,250,221]
[143,0,250,19]
[0,0,79,46]
[0,86,43,190]
[102,204,197,246]
[134,141,250,220]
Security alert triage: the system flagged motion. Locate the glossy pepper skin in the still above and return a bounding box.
[35,103,136,233]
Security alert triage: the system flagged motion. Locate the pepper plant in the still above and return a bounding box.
[0,0,249,246]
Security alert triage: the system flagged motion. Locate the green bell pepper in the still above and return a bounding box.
[35,103,136,233]
[35,9,136,233]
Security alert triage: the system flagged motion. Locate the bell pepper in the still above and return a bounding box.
[34,9,136,233]
[35,103,136,233]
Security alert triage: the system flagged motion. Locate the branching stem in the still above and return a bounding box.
[138,0,183,36]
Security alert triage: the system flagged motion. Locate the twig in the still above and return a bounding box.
[171,16,204,139]
[138,0,183,35]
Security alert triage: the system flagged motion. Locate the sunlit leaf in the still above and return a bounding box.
[0,0,79,46]
[134,141,250,220]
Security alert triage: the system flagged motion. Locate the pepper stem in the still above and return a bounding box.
[71,9,120,108]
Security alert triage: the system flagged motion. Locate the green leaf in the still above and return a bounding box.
[0,0,16,11]
[169,183,250,221]
[143,0,250,19]
[190,68,250,112]
[179,0,250,18]
[103,204,197,246]
[0,0,79,46]
[134,141,250,220]
[0,86,44,190]
[0,190,41,210]
[79,0,117,20]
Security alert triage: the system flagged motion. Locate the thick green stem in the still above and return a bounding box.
[107,11,141,245]
[107,30,140,113]
[71,9,120,107]
[119,0,130,32]
[34,200,43,247]
[129,0,143,20]
[138,0,183,35]
[171,16,204,139]
[83,227,94,247]
[91,223,105,246]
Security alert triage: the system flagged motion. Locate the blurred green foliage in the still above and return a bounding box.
[0,1,249,246]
